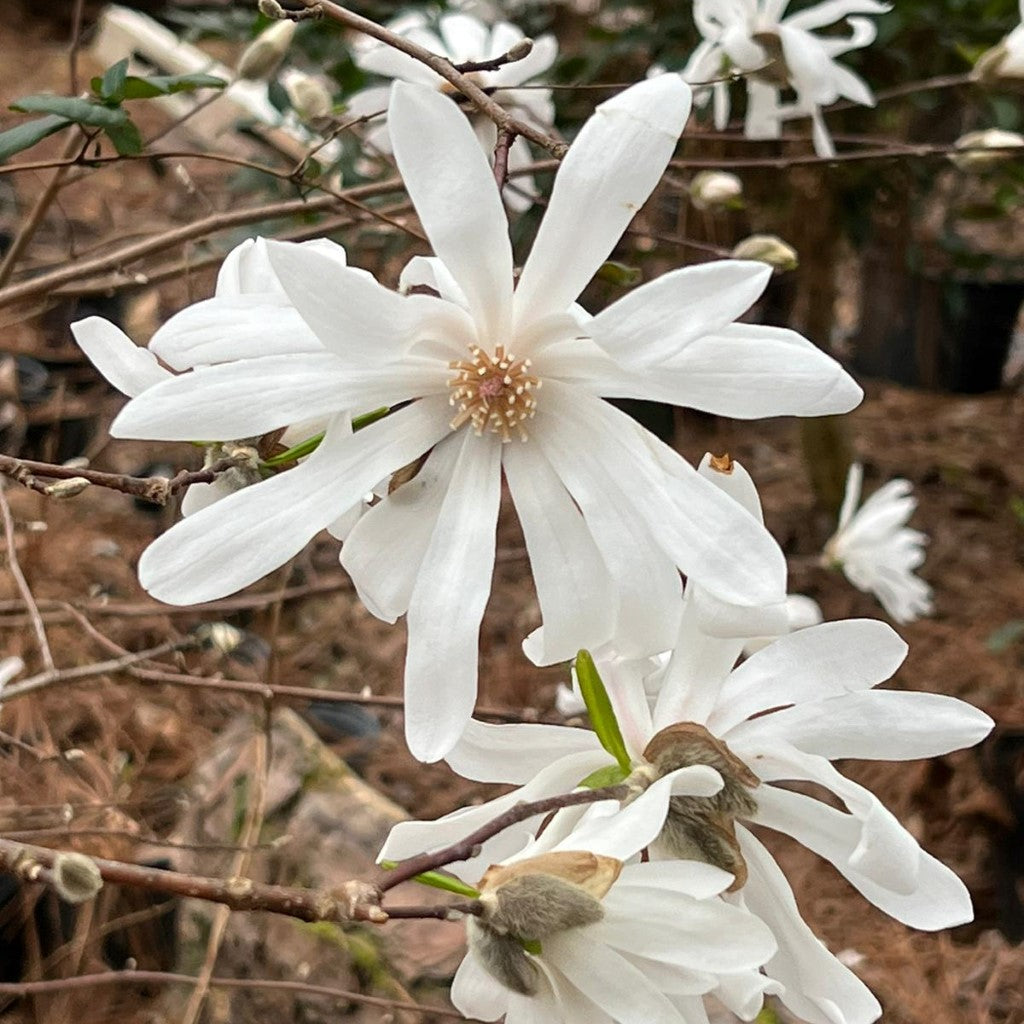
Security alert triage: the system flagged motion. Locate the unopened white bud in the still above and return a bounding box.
[194,621,245,655]
[237,20,296,81]
[44,477,90,498]
[731,233,799,272]
[258,0,287,17]
[283,72,333,122]
[950,129,1024,171]
[690,170,743,211]
[973,38,1024,82]
[51,852,103,904]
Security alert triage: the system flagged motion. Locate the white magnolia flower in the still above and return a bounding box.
[111,76,861,762]
[682,0,888,157]
[72,237,353,518]
[386,457,991,1022]
[438,773,778,1024]
[974,0,1024,80]
[348,11,558,210]
[824,462,934,623]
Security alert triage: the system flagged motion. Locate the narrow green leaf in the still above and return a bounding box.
[0,115,69,162]
[578,763,628,790]
[352,406,390,431]
[99,59,129,103]
[10,95,128,129]
[597,260,643,287]
[574,650,632,773]
[121,72,228,100]
[378,861,480,898]
[261,408,390,468]
[104,117,143,156]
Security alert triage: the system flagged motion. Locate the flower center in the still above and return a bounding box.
[448,344,541,442]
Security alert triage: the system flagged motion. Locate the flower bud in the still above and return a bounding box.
[731,233,799,272]
[283,72,333,122]
[506,38,534,64]
[51,852,103,904]
[689,170,743,211]
[237,20,296,81]
[44,477,90,499]
[972,39,1024,82]
[950,129,1024,171]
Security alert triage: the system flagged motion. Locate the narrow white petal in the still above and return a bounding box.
[736,827,882,1024]
[710,619,907,735]
[614,860,733,900]
[71,317,169,397]
[389,82,513,344]
[139,399,450,604]
[215,236,348,296]
[514,76,692,328]
[504,441,616,664]
[266,239,476,362]
[446,718,603,784]
[451,951,508,1022]
[784,0,890,32]
[404,432,502,762]
[111,354,441,441]
[587,261,771,368]
[341,435,462,623]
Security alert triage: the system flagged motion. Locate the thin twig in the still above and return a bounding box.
[0,485,53,671]
[378,783,630,892]
[493,127,515,190]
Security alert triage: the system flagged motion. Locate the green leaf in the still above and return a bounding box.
[120,72,228,100]
[97,58,129,102]
[104,117,143,156]
[378,861,480,899]
[596,261,643,287]
[262,408,390,468]
[10,95,128,129]
[578,763,628,789]
[0,115,69,162]
[574,650,632,773]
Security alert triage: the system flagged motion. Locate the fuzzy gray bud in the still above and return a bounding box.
[51,852,103,904]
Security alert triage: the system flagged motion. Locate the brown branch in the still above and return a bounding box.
[378,783,630,893]
[0,485,53,671]
[0,836,387,924]
[453,40,534,75]
[302,1,567,158]
[0,970,470,1018]
[0,454,251,505]
[0,179,401,309]
[493,127,515,190]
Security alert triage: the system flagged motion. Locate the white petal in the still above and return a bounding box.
[752,781,974,929]
[446,718,603,784]
[355,40,441,85]
[389,82,513,344]
[403,432,502,762]
[514,76,692,328]
[111,354,439,441]
[451,951,508,1022]
[341,434,462,623]
[739,690,993,761]
[778,26,844,105]
[265,239,476,363]
[149,298,322,369]
[438,12,489,63]
[614,859,733,900]
[784,0,890,32]
[587,261,771,368]
[398,254,468,307]
[138,399,451,604]
[504,441,616,664]
[710,619,907,735]
[545,932,687,1024]
[215,236,348,296]
[179,475,238,517]
[537,385,786,608]
[71,317,169,396]
[735,826,882,1024]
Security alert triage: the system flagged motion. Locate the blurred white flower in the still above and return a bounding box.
[683,0,889,157]
[282,70,334,121]
[950,128,1024,171]
[689,169,743,210]
[346,11,558,210]
[824,462,934,623]
[973,0,1024,80]
[111,77,862,763]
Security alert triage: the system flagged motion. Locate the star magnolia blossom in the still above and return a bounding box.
[974,0,1024,80]
[71,237,362,524]
[444,773,779,1024]
[383,457,992,1023]
[111,75,861,762]
[824,462,934,623]
[347,11,558,210]
[682,0,888,157]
